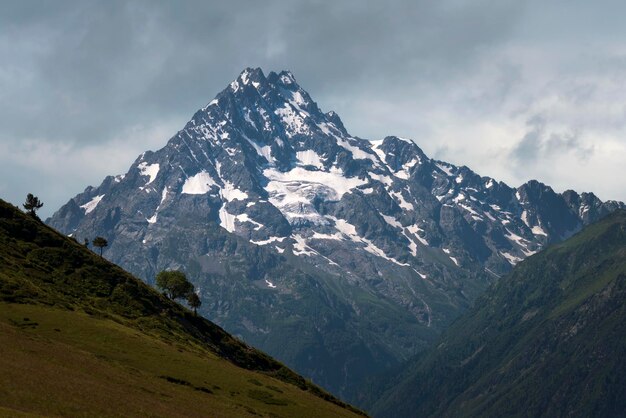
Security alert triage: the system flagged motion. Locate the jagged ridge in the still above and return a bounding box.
[47,67,624,400]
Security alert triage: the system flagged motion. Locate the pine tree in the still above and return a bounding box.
[23,193,44,218]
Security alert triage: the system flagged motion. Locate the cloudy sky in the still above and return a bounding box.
[1,0,625,218]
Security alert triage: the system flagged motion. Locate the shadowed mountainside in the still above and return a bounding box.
[0,198,365,417]
[368,210,626,417]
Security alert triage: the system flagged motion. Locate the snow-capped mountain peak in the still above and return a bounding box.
[50,68,624,274]
[47,68,624,398]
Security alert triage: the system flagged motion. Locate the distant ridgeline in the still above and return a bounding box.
[367,210,626,418]
[0,198,365,417]
[47,67,625,401]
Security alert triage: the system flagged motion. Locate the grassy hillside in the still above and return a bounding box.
[370,210,626,418]
[0,198,365,417]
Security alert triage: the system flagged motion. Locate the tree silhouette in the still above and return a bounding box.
[187,292,202,316]
[83,238,89,247]
[156,270,194,300]
[23,193,44,218]
[92,236,108,256]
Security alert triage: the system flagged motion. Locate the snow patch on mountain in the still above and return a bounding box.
[219,207,263,233]
[329,216,408,266]
[237,213,263,230]
[264,168,356,224]
[138,162,160,185]
[182,171,217,194]
[389,190,415,211]
[435,162,455,176]
[369,172,394,187]
[292,234,317,256]
[220,181,248,202]
[80,194,105,214]
[244,136,274,164]
[521,210,530,227]
[363,239,409,266]
[275,104,308,137]
[263,167,366,224]
[382,214,402,229]
[406,224,429,246]
[287,89,307,106]
[218,207,237,232]
[296,150,325,169]
[311,231,344,241]
[370,140,387,163]
[501,251,523,265]
[251,236,286,246]
[443,248,460,266]
[532,225,548,236]
[393,157,420,180]
[147,187,170,224]
[504,230,538,256]
[336,137,378,164]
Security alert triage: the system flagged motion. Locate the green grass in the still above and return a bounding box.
[0,198,365,417]
[0,303,362,417]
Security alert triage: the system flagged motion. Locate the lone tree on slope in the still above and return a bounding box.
[187,292,202,316]
[156,270,194,301]
[23,193,44,218]
[92,236,108,256]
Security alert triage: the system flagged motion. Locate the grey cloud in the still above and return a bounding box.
[511,116,594,164]
[0,0,526,145]
[511,116,545,162]
[1,0,625,217]
[545,132,594,161]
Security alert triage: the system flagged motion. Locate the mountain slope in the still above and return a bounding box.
[370,210,626,417]
[47,67,624,399]
[0,198,364,417]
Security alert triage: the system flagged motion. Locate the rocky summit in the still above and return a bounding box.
[47,67,624,400]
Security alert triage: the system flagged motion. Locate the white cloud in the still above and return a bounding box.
[0,119,182,218]
[329,42,626,203]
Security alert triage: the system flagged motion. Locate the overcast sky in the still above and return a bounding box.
[1,0,625,218]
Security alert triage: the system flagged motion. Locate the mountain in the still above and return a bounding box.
[0,198,364,417]
[47,67,624,399]
[369,210,626,417]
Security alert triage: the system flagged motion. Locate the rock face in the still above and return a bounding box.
[47,67,624,400]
